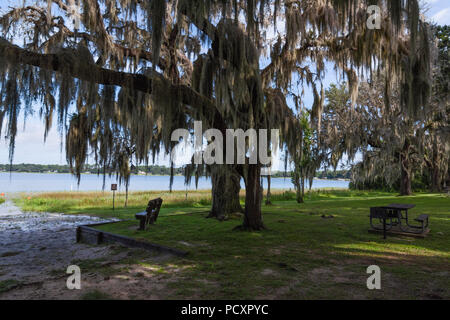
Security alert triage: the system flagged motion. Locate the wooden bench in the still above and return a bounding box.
[136,198,163,231]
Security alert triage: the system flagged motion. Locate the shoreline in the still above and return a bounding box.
[0,171,350,181]
[4,187,350,195]
[0,173,350,193]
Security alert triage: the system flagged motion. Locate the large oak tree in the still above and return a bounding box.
[0,0,431,229]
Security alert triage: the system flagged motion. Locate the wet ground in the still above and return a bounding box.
[0,199,118,297]
[0,198,179,300]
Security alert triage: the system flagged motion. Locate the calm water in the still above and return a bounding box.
[0,172,349,193]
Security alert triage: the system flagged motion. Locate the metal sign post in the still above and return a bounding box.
[111,184,118,210]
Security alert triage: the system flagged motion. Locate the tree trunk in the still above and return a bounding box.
[296,168,305,204]
[431,166,442,193]
[241,164,264,230]
[209,165,243,219]
[124,183,129,208]
[296,187,304,203]
[265,175,272,205]
[292,176,303,204]
[430,138,442,193]
[301,176,305,202]
[400,153,412,196]
[169,162,174,193]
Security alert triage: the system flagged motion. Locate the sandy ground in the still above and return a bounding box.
[0,199,176,300]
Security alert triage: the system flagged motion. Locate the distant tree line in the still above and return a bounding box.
[0,164,351,180]
[349,170,445,193]
[315,170,351,180]
[271,170,350,180]
[0,164,74,173]
[0,163,185,176]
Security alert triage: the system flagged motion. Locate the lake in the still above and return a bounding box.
[0,172,349,193]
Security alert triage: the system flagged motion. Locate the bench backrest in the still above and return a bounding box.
[146,198,163,223]
[370,207,388,219]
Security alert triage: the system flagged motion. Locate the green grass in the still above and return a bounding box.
[13,189,383,219]
[16,190,450,299]
[0,198,5,205]
[14,189,214,219]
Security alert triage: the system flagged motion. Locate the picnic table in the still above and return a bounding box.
[380,203,416,227]
[370,203,429,239]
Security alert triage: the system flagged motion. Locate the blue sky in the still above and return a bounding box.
[0,0,448,166]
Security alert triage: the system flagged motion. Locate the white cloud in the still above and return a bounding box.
[432,7,450,25]
[0,117,66,165]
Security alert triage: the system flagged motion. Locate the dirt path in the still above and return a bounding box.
[0,199,175,300]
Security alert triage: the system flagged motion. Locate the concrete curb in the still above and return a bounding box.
[76,222,188,257]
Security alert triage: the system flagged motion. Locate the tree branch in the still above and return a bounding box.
[0,39,218,116]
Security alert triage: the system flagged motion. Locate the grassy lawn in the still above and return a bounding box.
[16,190,450,299]
[15,190,214,218]
[0,198,4,205]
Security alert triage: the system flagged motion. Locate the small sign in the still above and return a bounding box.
[111,184,118,191]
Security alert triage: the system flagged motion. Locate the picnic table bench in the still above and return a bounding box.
[369,204,429,239]
[136,198,163,231]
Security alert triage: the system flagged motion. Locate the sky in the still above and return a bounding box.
[0,0,448,167]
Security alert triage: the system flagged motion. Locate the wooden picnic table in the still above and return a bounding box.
[370,203,429,238]
[382,203,416,210]
[380,203,416,228]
